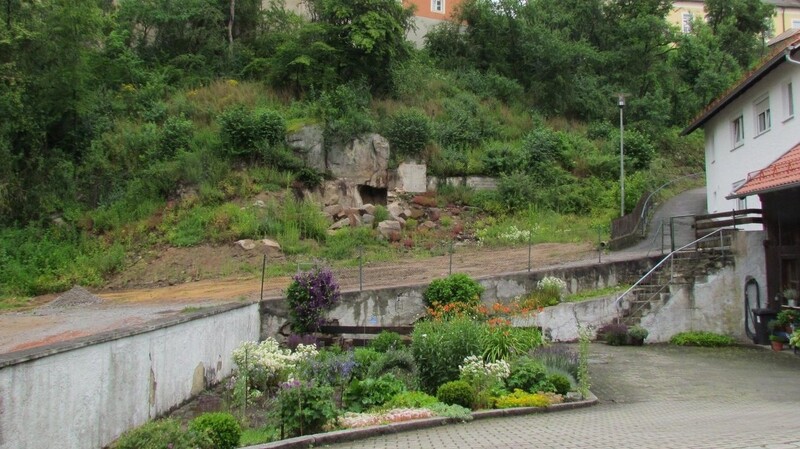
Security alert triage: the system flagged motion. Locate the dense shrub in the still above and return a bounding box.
[272,381,338,437]
[481,320,542,362]
[436,380,475,409]
[423,273,484,308]
[412,317,483,393]
[318,83,375,144]
[506,357,553,393]
[546,373,573,396]
[426,402,474,421]
[366,349,417,388]
[158,115,194,160]
[383,108,432,158]
[188,412,241,449]
[385,391,439,409]
[669,331,736,347]
[482,141,523,176]
[598,322,629,346]
[370,331,405,353]
[112,419,206,449]
[344,374,407,412]
[286,268,341,333]
[494,389,551,409]
[218,106,285,159]
[352,347,382,380]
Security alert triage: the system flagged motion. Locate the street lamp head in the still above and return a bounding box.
[618,96,625,108]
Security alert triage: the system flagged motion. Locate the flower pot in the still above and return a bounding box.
[771,340,784,352]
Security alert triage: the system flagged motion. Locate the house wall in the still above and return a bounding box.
[0,303,261,449]
[668,1,800,36]
[703,62,800,214]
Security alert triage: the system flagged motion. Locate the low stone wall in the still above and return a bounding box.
[261,257,660,338]
[0,302,261,449]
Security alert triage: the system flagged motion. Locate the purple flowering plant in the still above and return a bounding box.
[286,268,341,333]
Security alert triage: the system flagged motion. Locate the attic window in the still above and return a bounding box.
[681,13,693,34]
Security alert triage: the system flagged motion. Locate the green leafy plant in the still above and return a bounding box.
[506,357,552,393]
[352,347,382,380]
[669,331,736,347]
[627,325,649,343]
[789,330,800,348]
[436,380,476,409]
[425,402,474,421]
[272,381,338,438]
[412,317,483,393]
[546,372,573,396]
[383,107,433,158]
[344,374,407,412]
[366,349,417,388]
[423,273,484,308]
[385,391,440,409]
[111,419,206,449]
[370,331,405,353]
[188,412,241,449]
[597,322,629,346]
[776,309,800,326]
[481,319,543,361]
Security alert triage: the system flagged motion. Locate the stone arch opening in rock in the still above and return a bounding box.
[358,185,387,206]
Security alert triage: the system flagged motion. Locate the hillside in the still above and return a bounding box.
[0,0,772,306]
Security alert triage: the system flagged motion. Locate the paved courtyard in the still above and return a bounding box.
[324,343,800,449]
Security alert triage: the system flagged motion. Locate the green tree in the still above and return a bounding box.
[705,0,774,68]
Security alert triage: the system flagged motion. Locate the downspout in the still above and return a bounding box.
[786,45,800,65]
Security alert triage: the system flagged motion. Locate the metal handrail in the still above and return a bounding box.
[612,227,727,313]
[639,173,703,237]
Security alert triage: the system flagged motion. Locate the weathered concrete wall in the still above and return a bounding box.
[261,257,659,338]
[389,163,427,193]
[426,176,499,192]
[0,303,261,449]
[641,230,766,342]
[513,295,619,342]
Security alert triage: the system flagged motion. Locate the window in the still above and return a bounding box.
[737,197,748,210]
[708,132,716,164]
[792,19,800,29]
[754,96,771,135]
[682,13,693,34]
[431,0,444,13]
[732,114,744,148]
[783,82,794,120]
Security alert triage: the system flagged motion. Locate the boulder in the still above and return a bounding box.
[388,202,404,220]
[329,218,351,230]
[235,239,257,250]
[261,239,282,250]
[327,134,389,187]
[361,204,376,215]
[429,207,441,222]
[362,214,375,225]
[409,207,425,219]
[324,204,343,217]
[347,212,362,227]
[421,220,437,230]
[287,125,325,172]
[253,200,266,208]
[377,220,402,239]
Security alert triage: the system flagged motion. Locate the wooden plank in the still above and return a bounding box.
[318,325,414,335]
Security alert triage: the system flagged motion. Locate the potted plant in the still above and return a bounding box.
[776,309,800,333]
[627,325,649,346]
[784,288,799,307]
[790,330,800,354]
[770,334,787,351]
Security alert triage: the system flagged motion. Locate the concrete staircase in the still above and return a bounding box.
[617,230,735,326]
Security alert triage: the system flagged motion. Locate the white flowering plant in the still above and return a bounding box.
[458,355,510,409]
[231,338,318,393]
[476,224,540,245]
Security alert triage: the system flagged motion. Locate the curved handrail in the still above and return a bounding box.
[639,173,703,235]
[612,227,726,313]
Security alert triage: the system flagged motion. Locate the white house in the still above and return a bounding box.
[683,31,800,304]
[683,31,800,214]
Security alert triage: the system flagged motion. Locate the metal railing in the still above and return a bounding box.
[639,173,703,237]
[612,227,729,318]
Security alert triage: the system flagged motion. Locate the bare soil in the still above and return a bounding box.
[0,242,597,355]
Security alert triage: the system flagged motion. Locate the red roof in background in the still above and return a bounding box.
[730,143,800,198]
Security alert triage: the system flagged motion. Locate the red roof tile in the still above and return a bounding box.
[730,143,800,198]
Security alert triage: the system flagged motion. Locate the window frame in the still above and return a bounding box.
[731,114,745,149]
[431,0,444,13]
[681,12,693,34]
[783,81,795,121]
[754,95,771,136]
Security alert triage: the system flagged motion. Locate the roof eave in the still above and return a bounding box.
[727,181,800,199]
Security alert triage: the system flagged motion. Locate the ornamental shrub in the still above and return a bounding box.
[423,273,484,308]
[366,349,418,389]
[506,357,552,393]
[481,320,543,362]
[494,389,551,409]
[188,412,241,449]
[273,381,338,437]
[218,106,285,160]
[286,268,341,333]
[112,419,206,449]
[436,380,476,409]
[370,331,405,353]
[598,322,628,346]
[412,317,483,394]
[232,338,318,392]
[352,347,382,380]
[530,346,579,378]
[669,331,736,347]
[425,402,474,421]
[546,372,573,396]
[385,391,439,409]
[344,374,407,412]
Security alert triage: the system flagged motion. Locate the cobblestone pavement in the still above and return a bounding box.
[324,344,800,449]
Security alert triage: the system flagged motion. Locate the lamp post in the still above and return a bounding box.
[618,94,626,218]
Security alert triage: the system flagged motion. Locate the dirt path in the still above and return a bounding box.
[0,242,606,355]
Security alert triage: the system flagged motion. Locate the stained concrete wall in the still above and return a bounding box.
[0,303,260,449]
[261,257,659,338]
[640,230,766,342]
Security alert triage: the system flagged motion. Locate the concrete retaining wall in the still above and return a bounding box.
[0,303,261,449]
[261,257,660,338]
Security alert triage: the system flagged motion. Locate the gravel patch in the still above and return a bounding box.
[44,286,104,309]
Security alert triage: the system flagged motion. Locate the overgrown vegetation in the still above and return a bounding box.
[669,331,737,347]
[1,0,772,304]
